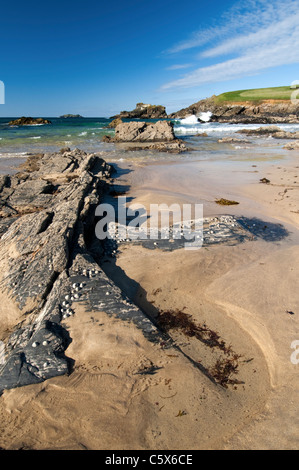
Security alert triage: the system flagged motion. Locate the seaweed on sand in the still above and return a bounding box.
[259,178,271,184]
[158,310,228,352]
[157,310,244,388]
[215,198,240,206]
[209,355,243,388]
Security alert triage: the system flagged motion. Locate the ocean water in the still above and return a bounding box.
[0,117,113,156]
[1,116,299,169]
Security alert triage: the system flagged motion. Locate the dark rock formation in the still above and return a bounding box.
[195,132,208,137]
[0,148,162,394]
[111,103,167,120]
[9,117,52,126]
[103,121,187,153]
[169,96,299,124]
[238,126,299,139]
[238,126,282,136]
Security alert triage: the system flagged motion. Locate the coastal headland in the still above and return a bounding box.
[170,86,299,124]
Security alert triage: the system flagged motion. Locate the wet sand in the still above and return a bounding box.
[110,151,299,449]
[0,156,28,175]
[0,146,299,449]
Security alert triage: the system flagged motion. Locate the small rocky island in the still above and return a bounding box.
[59,114,83,119]
[111,102,167,120]
[9,117,52,126]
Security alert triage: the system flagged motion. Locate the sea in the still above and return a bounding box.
[1,115,299,173]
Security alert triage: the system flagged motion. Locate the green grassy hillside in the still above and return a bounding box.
[215,86,298,103]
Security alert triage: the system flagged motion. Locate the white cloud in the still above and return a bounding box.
[166,64,194,70]
[165,0,277,54]
[202,9,299,58]
[161,0,299,90]
[165,24,231,54]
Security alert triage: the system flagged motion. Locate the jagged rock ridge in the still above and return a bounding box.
[0,148,160,394]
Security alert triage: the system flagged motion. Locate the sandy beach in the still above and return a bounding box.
[0,140,298,450]
[111,152,299,449]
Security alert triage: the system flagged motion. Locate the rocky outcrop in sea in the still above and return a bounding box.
[9,117,52,126]
[103,120,187,153]
[238,126,299,138]
[107,118,123,128]
[111,102,167,120]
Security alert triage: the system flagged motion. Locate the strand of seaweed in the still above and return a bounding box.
[157,310,244,388]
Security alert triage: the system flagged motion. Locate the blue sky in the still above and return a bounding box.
[1,0,299,117]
